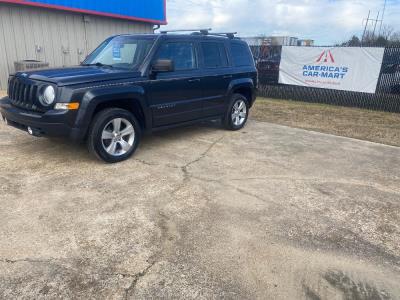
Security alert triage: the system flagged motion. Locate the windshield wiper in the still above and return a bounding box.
[81,62,114,68]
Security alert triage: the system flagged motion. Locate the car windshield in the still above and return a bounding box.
[83,36,156,70]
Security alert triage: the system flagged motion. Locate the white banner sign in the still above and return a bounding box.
[279,46,385,93]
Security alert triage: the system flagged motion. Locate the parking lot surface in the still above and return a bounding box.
[0,119,399,299]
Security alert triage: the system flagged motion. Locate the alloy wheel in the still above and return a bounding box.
[101,118,135,156]
[231,99,247,126]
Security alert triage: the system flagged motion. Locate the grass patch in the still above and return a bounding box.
[251,98,400,147]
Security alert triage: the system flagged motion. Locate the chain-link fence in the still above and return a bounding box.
[250,45,400,113]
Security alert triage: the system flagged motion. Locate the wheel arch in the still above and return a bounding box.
[92,99,146,131]
[228,78,256,107]
[74,85,151,140]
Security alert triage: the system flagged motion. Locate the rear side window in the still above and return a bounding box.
[230,43,254,67]
[156,42,197,71]
[201,42,228,68]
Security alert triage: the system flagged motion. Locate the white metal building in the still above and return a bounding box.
[242,36,301,46]
[0,1,166,89]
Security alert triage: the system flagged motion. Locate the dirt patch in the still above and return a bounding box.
[251,98,400,147]
[0,90,6,98]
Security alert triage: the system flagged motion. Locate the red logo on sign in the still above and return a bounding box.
[316,50,335,63]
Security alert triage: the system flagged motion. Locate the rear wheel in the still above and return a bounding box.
[223,94,249,130]
[87,108,141,163]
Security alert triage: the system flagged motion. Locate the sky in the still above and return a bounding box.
[162,0,400,45]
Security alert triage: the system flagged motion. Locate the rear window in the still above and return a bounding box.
[230,43,254,67]
[201,42,228,68]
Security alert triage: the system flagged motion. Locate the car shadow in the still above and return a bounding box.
[144,119,223,141]
[42,120,225,163]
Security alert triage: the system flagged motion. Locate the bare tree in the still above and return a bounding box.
[362,30,376,46]
[338,25,399,47]
[390,31,400,42]
[341,35,361,47]
[380,25,394,40]
[389,31,400,46]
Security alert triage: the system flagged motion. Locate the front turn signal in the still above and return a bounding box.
[54,102,80,110]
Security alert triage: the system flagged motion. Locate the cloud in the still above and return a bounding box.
[164,0,400,45]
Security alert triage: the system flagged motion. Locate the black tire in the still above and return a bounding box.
[223,93,250,131]
[87,108,141,163]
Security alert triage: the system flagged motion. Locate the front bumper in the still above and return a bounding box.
[0,97,84,141]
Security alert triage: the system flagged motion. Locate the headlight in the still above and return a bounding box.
[40,85,55,106]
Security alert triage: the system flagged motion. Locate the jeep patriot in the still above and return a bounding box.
[0,30,257,163]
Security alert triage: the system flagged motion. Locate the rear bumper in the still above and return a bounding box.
[0,97,84,141]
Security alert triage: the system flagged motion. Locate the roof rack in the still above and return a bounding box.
[160,28,212,34]
[159,29,238,39]
[207,32,238,39]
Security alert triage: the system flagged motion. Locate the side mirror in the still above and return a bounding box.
[151,59,174,73]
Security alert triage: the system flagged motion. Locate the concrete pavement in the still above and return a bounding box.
[0,119,399,299]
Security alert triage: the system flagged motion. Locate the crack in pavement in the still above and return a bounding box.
[132,159,160,166]
[0,257,150,281]
[122,138,226,297]
[1,256,166,299]
[121,205,184,299]
[227,176,400,194]
[131,155,400,198]
[123,261,156,300]
[185,174,270,203]
[188,174,400,197]
[182,136,225,171]
[133,135,225,179]
[168,136,224,195]
[1,256,162,299]
[0,258,53,264]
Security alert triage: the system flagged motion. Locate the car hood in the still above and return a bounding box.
[14,66,142,87]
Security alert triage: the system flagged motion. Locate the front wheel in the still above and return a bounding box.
[223,94,249,130]
[87,108,141,163]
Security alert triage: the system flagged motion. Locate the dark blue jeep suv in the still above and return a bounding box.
[0,30,257,163]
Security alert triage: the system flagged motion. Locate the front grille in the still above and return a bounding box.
[8,77,42,112]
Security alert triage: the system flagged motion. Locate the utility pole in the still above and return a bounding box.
[362,10,371,46]
[362,10,382,45]
[372,11,380,39]
[379,0,387,36]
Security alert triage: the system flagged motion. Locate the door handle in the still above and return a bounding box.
[223,75,233,79]
[188,78,201,83]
